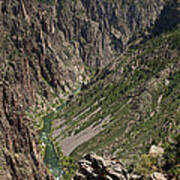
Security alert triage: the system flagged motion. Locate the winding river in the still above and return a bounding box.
[39,86,81,179]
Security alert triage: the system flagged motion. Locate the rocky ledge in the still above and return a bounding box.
[73,153,140,180]
[73,151,168,180]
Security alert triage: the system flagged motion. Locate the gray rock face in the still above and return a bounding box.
[73,153,171,180]
[73,153,141,180]
[58,0,166,67]
[1,0,179,179]
[149,145,164,157]
[150,172,167,180]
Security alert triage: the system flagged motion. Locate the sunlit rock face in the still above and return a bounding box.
[1,0,179,179]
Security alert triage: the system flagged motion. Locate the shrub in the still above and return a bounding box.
[56,145,77,180]
[136,135,180,179]
[136,154,158,179]
[162,134,180,178]
[38,0,55,5]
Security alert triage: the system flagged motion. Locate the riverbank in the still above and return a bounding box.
[38,86,82,179]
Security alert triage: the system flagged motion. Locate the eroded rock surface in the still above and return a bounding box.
[73,153,140,180]
[150,172,167,180]
[149,145,164,157]
[0,0,179,179]
[73,153,171,180]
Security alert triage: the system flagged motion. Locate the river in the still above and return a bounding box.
[39,86,81,179]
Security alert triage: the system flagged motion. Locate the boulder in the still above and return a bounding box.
[149,145,164,157]
[73,153,130,180]
[150,172,167,180]
[74,153,150,180]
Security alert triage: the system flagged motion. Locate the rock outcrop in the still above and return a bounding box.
[0,0,180,179]
[150,172,167,180]
[149,145,164,158]
[0,85,52,179]
[73,153,171,180]
[73,153,141,180]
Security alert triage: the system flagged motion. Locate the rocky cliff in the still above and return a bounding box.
[0,0,180,179]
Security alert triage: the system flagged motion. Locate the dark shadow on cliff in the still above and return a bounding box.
[151,0,180,36]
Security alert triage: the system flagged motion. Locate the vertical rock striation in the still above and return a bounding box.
[1,0,178,179]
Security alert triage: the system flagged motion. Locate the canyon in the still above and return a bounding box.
[0,0,180,179]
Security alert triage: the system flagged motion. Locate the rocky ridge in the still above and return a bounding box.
[0,0,180,179]
[73,150,168,180]
[74,153,133,180]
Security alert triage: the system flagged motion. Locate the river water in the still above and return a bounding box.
[39,105,65,179]
[39,86,81,179]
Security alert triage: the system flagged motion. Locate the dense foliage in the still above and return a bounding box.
[136,135,180,179]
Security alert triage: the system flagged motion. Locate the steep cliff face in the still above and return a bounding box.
[57,0,165,67]
[0,85,51,179]
[0,0,179,179]
[0,0,167,104]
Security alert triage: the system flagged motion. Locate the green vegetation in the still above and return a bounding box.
[38,0,55,5]
[162,134,180,178]
[29,86,82,179]
[64,49,72,59]
[56,143,77,180]
[29,24,180,179]
[136,135,180,179]
[3,0,180,179]
[136,154,158,179]
[50,27,180,166]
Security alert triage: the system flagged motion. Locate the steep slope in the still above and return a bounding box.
[0,0,179,179]
[0,0,167,106]
[0,86,52,179]
[52,26,180,166]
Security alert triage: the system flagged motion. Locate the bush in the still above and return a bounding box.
[136,154,158,179]
[56,145,77,180]
[136,135,180,179]
[38,0,55,5]
[162,134,180,178]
